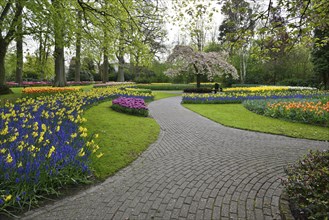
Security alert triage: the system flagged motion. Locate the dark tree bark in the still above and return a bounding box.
[193,63,201,88]
[0,2,23,86]
[117,55,125,82]
[102,53,109,83]
[53,46,66,86]
[52,0,66,87]
[196,74,201,88]
[0,42,6,86]
[15,4,23,86]
[75,11,82,82]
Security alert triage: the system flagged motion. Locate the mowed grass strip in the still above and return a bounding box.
[152,91,181,100]
[183,104,329,141]
[84,101,160,179]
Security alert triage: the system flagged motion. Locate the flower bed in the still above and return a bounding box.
[111,97,148,117]
[136,83,195,90]
[182,90,329,104]
[282,150,329,219]
[125,88,152,94]
[22,87,81,94]
[243,98,329,127]
[93,81,135,88]
[223,86,316,92]
[7,81,95,87]
[0,86,152,215]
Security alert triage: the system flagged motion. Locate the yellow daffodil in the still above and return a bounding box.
[6,153,13,163]
[4,195,12,202]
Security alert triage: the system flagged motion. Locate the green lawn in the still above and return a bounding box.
[153,91,181,100]
[84,101,160,179]
[84,91,180,179]
[183,104,329,141]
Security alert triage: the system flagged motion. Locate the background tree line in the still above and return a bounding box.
[1,0,328,89]
[0,0,167,88]
[167,0,329,89]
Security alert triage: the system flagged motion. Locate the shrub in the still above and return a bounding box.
[183,87,213,93]
[282,150,329,220]
[111,97,148,117]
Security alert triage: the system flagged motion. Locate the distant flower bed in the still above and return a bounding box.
[22,87,81,94]
[189,82,220,86]
[67,81,95,86]
[183,87,213,93]
[243,97,329,127]
[125,87,152,94]
[182,90,329,104]
[93,81,135,88]
[223,86,316,92]
[0,86,151,215]
[136,83,195,90]
[111,97,148,117]
[115,89,154,101]
[6,81,95,87]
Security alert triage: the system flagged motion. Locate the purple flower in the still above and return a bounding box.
[112,97,148,110]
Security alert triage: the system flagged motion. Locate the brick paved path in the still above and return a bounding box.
[22,97,328,220]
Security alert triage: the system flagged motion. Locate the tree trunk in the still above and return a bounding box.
[239,54,243,83]
[52,0,66,87]
[102,54,109,83]
[75,40,81,82]
[96,61,102,81]
[15,13,23,86]
[117,55,125,82]
[193,64,201,88]
[54,46,66,86]
[0,42,7,86]
[75,11,82,82]
[241,52,247,84]
[196,74,201,88]
[323,71,329,90]
[38,31,44,79]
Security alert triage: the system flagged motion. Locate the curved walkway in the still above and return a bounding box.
[22,97,328,220]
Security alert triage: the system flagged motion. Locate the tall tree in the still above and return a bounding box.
[0,2,23,87]
[218,0,255,83]
[312,28,329,89]
[75,10,82,82]
[116,25,126,82]
[261,5,290,84]
[15,1,23,86]
[52,0,66,87]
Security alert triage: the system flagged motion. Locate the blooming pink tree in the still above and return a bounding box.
[166,45,239,87]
